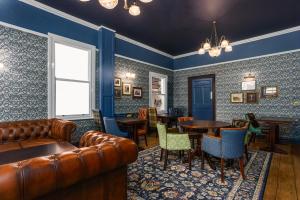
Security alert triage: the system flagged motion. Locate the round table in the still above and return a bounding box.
[179,120,231,170]
[179,120,231,135]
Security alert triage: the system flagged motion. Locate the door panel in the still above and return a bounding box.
[191,78,214,120]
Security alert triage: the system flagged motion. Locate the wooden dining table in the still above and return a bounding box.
[116,118,147,146]
[157,113,181,127]
[179,120,231,169]
[179,120,231,135]
[258,117,294,154]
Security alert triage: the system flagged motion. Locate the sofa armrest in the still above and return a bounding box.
[0,132,138,200]
[50,119,76,142]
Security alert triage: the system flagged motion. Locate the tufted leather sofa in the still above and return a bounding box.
[0,119,76,153]
[0,131,138,200]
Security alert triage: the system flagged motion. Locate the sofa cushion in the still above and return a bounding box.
[0,143,21,153]
[19,138,57,149]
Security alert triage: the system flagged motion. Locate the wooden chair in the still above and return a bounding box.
[92,109,106,132]
[137,107,148,146]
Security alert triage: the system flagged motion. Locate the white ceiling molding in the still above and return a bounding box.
[115,34,174,59]
[18,0,173,59]
[99,25,116,33]
[115,54,173,71]
[174,25,300,59]
[19,0,100,30]
[0,21,48,38]
[174,49,300,72]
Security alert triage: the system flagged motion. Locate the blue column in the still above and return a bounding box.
[98,27,115,117]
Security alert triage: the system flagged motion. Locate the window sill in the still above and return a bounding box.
[55,115,94,121]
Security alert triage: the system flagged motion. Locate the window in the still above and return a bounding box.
[48,34,95,120]
[149,72,168,114]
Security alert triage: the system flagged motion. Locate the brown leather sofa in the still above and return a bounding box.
[0,118,77,153]
[0,131,138,200]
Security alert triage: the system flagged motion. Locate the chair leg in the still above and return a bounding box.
[239,157,246,180]
[160,148,164,161]
[144,135,148,146]
[245,145,249,162]
[201,151,205,169]
[221,158,225,183]
[188,150,192,170]
[164,150,168,170]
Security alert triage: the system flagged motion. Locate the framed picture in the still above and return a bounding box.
[246,92,258,103]
[242,81,256,91]
[114,87,122,99]
[261,86,278,98]
[132,87,142,98]
[122,83,131,96]
[230,93,244,103]
[114,77,121,87]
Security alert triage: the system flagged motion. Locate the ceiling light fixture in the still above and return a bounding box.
[198,21,232,57]
[129,3,141,16]
[81,0,152,16]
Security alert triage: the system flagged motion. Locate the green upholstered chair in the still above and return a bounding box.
[157,123,192,170]
[245,113,270,142]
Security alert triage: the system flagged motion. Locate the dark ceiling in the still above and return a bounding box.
[36,0,300,55]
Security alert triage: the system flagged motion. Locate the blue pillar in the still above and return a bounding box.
[98,27,115,117]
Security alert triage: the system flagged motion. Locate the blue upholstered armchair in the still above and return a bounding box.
[201,128,247,183]
[103,117,129,138]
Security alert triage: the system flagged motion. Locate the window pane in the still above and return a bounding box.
[56,81,90,116]
[55,43,89,81]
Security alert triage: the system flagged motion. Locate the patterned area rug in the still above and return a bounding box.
[128,146,272,200]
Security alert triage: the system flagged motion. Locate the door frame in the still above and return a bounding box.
[188,74,216,120]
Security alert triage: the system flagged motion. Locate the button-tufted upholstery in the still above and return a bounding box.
[0,131,138,200]
[0,119,76,144]
[0,119,76,153]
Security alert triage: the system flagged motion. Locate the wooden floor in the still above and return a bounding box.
[138,134,300,200]
[263,144,300,200]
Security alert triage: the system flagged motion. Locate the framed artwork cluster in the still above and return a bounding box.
[230,80,279,104]
[114,77,143,99]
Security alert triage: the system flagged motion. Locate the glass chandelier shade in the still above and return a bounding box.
[98,0,118,9]
[129,3,141,16]
[81,0,151,16]
[198,21,233,57]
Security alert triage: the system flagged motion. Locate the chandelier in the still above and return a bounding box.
[80,0,152,16]
[198,21,232,57]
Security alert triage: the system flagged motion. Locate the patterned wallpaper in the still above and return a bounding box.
[114,56,174,114]
[173,51,300,121]
[0,25,48,120]
[0,25,97,144]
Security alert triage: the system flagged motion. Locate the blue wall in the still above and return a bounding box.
[0,0,173,69]
[0,0,299,71]
[174,30,300,70]
[116,38,173,69]
[0,0,98,47]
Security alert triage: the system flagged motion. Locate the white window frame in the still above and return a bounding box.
[48,33,96,120]
[149,72,168,114]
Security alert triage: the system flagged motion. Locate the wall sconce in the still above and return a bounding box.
[125,72,136,79]
[244,73,255,82]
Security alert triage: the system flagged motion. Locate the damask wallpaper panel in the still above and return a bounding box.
[0,25,98,143]
[114,57,173,114]
[174,52,300,141]
[173,51,300,121]
[0,25,48,121]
